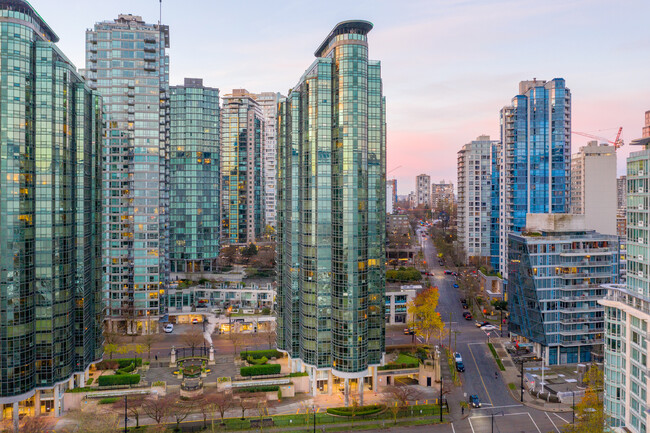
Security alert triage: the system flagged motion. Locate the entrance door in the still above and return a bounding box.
[427,377,432,387]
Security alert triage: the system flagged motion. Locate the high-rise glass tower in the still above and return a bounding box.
[256,91,283,230]
[0,0,103,424]
[496,78,571,272]
[221,89,264,245]
[277,20,386,405]
[170,78,220,276]
[86,15,170,334]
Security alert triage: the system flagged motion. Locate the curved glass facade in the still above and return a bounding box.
[277,21,386,376]
[0,0,103,404]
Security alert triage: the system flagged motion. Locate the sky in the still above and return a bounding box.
[30,0,650,195]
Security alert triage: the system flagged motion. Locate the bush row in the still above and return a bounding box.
[378,363,419,371]
[240,350,281,360]
[97,374,141,387]
[327,404,384,417]
[116,363,136,375]
[240,364,281,377]
[246,356,268,365]
[234,385,279,393]
[98,397,119,405]
[96,358,142,370]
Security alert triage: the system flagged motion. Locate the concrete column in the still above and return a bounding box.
[372,366,378,392]
[327,370,333,396]
[53,385,60,417]
[359,378,364,406]
[84,368,90,381]
[68,375,75,390]
[78,372,85,388]
[12,402,19,433]
[311,368,317,396]
[34,390,41,416]
[344,378,349,407]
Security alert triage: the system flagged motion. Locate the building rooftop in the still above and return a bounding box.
[314,20,373,57]
[0,0,59,42]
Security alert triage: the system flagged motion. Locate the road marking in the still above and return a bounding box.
[451,422,456,433]
[554,413,569,423]
[467,343,494,407]
[470,412,531,419]
[467,417,476,433]
[528,412,542,433]
[546,412,560,433]
[473,404,523,410]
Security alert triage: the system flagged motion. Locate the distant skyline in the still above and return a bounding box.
[31,0,650,194]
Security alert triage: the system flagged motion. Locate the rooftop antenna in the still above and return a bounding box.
[159,0,162,25]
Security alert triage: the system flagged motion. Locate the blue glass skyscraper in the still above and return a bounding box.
[496,79,571,272]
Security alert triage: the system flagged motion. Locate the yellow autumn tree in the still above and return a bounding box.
[563,364,609,433]
[407,287,445,348]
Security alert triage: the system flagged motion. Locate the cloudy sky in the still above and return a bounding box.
[31,0,650,194]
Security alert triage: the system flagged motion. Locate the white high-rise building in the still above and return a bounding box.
[415,174,430,207]
[570,141,617,235]
[457,135,498,264]
[256,92,283,229]
[386,180,395,214]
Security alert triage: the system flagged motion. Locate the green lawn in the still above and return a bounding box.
[487,343,506,371]
[508,383,517,390]
[394,353,419,365]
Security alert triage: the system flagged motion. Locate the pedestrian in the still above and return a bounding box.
[495,371,498,379]
[155,354,158,361]
[461,406,465,415]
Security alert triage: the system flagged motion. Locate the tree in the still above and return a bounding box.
[382,384,423,424]
[104,343,119,360]
[264,329,277,350]
[205,389,234,430]
[242,242,259,258]
[172,396,196,431]
[182,327,206,357]
[141,332,160,361]
[408,288,445,347]
[238,396,259,420]
[112,395,145,428]
[141,395,174,426]
[63,410,118,433]
[20,417,50,433]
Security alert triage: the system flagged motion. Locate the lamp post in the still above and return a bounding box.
[491,410,504,433]
[572,391,575,424]
[313,405,316,433]
[124,395,128,433]
[439,377,443,422]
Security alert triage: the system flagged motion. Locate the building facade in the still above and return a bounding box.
[221,89,264,245]
[601,129,650,431]
[277,20,386,404]
[256,92,282,230]
[431,182,454,211]
[0,0,103,424]
[497,78,572,273]
[570,141,617,235]
[457,135,498,264]
[415,174,430,207]
[508,214,618,365]
[169,78,220,277]
[618,176,628,240]
[86,14,170,334]
[386,180,395,214]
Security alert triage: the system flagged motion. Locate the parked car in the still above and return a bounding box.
[452,272,459,277]
[404,327,416,335]
[164,324,174,333]
[444,270,452,275]
[453,283,459,288]
[454,352,462,363]
[192,318,199,324]
[481,325,497,331]
[456,361,465,372]
[470,394,481,408]
[463,312,472,320]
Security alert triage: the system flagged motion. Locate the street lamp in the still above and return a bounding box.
[312,405,316,433]
[124,395,128,433]
[439,377,443,422]
[491,410,504,433]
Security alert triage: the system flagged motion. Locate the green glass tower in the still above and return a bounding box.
[277,20,386,404]
[170,78,220,275]
[0,0,103,424]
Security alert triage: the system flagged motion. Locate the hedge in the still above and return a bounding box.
[96,358,142,370]
[86,378,94,386]
[116,363,136,375]
[234,385,279,393]
[98,397,119,405]
[378,362,419,371]
[116,358,142,368]
[97,374,141,387]
[327,404,384,417]
[240,364,281,377]
[240,350,281,360]
[288,371,309,377]
[246,356,268,365]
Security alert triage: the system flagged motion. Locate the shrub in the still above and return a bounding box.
[288,371,309,377]
[97,374,140,387]
[95,360,119,370]
[98,397,119,405]
[246,356,268,365]
[152,381,166,387]
[261,307,271,315]
[240,364,281,377]
[115,358,142,368]
[116,363,136,375]
[86,378,94,386]
[278,388,282,400]
[327,404,384,417]
[65,387,93,393]
[240,350,281,360]
[234,385,279,393]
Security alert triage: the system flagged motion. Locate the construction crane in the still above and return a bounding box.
[387,165,402,175]
[571,127,624,150]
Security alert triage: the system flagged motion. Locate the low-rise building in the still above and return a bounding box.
[166,282,275,313]
[508,214,619,365]
[385,286,418,324]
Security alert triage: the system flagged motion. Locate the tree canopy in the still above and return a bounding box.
[408,287,445,346]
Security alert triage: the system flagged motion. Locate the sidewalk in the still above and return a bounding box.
[491,338,572,413]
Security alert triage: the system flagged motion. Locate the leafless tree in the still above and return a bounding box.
[112,395,145,428]
[382,385,423,424]
[141,394,174,426]
[204,389,234,429]
[172,396,196,431]
[237,396,260,420]
[264,329,277,350]
[141,332,160,361]
[230,331,246,356]
[63,410,118,433]
[182,327,207,357]
[20,417,50,433]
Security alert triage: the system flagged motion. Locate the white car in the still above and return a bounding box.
[164,324,174,333]
[454,352,463,363]
[481,325,497,331]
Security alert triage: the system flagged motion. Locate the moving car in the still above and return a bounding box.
[455,361,465,372]
[475,321,489,328]
[470,395,481,408]
[444,270,452,275]
[453,283,459,288]
[163,324,174,333]
[192,318,199,324]
[404,327,416,335]
[481,325,497,331]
